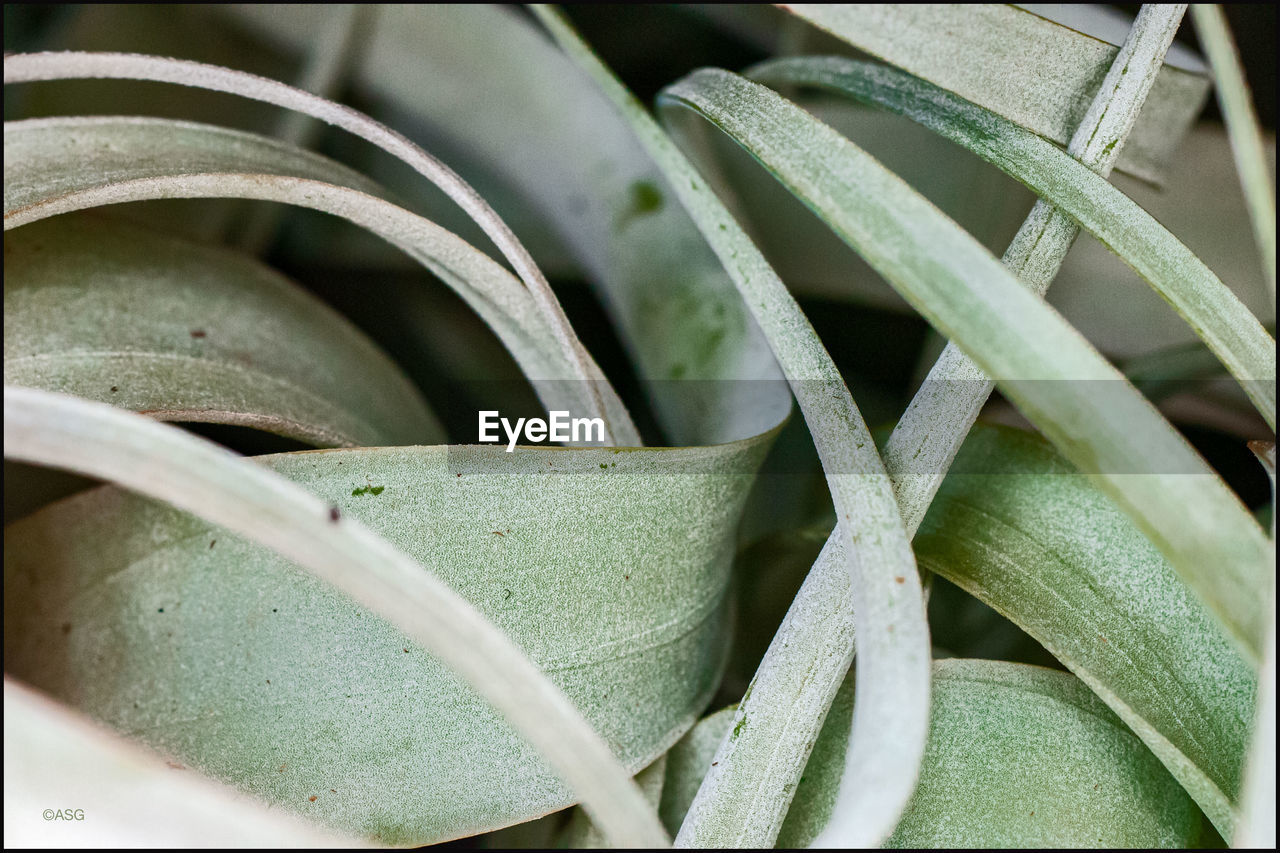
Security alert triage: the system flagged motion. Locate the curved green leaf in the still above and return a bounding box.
[4,388,673,847]
[532,10,932,847]
[780,4,1209,182]
[657,67,1270,659]
[3,51,631,443]
[3,678,360,847]
[4,214,442,447]
[4,388,778,845]
[1191,5,1277,308]
[912,424,1254,835]
[670,15,1184,845]
[747,56,1276,431]
[2,115,637,443]
[774,659,1207,848]
[214,3,793,446]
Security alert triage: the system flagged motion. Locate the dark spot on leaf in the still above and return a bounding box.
[894,576,905,584]
[157,607,164,613]
[272,608,278,613]
[624,574,630,580]
[279,764,287,773]
[190,329,207,339]
[403,648,409,653]
[503,589,513,600]
[351,485,385,496]
[330,789,337,793]
[266,679,270,684]
[329,506,340,522]
[60,622,72,635]
[308,795,317,802]
[492,530,504,536]
[110,386,118,393]
[209,539,216,549]
[712,761,719,766]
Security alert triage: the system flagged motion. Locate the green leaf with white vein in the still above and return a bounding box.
[3,427,777,844]
[4,214,442,448]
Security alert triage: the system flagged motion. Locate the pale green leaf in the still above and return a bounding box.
[775,660,1207,848]
[532,9,932,847]
[1191,5,1277,308]
[5,387,778,845]
[657,67,1270,658]
[3,50,630,443]
[747,56,1276,431]
[666,16,1184,843]
[780,3,1210,182]
[559,757,668,848]
[216,3,791,445]
[4,388,673,847]
[912,424,1254,835]
[4,214,442,448]
[3,678,360,848]
[1236,441,1276,847]
[2,115,637,442]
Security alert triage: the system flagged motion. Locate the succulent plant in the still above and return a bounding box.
[4,4,1275,849]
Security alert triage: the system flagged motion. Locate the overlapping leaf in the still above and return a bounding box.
[656,67,1271,660]
[4,214,442,448]
[776,660,1207,848]
[2,115,636,440]
[746,56,1275,429]
[3,678,359,847]
[5,388,782,844]
[781,3,1209,182]
[911,424,1254,835]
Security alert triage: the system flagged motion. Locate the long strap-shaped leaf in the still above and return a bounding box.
[672,11,1194,845]
[780,4,1210,183]
[657,67,1270,660]
[531,8,931,848]
[1236,442,1276,848]
[1191,5,1277,310]
[2,387,668,848]
[912,424,1254,836]
[3,116,637,443]
[2,51,623,444]
[746,56,1275,432]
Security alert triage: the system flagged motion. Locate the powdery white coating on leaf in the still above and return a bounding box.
[2,116,635,441]
[748,56,1275,431]
[2,50,632,444]
[771,660,1205,848]
[656,706,736,837]
[3,388,670,847]
[831,4,1197,535]
[532,9,932,848]
[4,214,442,447]
[1236,441,1276,848]
[216,3,791,446]
[781,4,1210,182]
[3,679,363,848]
[5,397,779,844]
[912,424,1254,836]
[658,67,1271,661]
